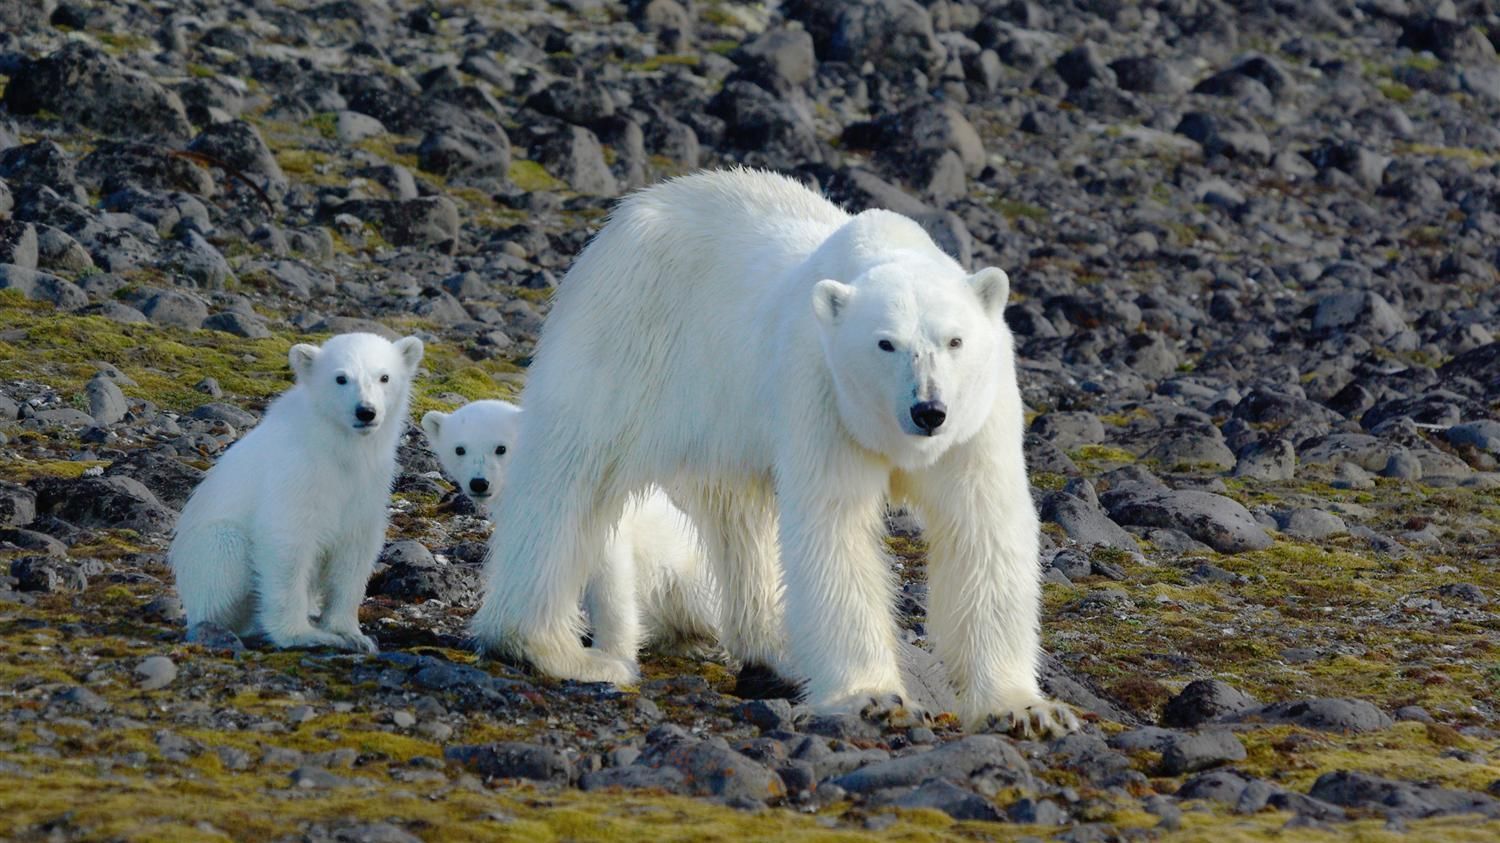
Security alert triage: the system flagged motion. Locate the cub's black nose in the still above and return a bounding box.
[910,400,947,433]
[469,477,490,494]
[355,404,377,423]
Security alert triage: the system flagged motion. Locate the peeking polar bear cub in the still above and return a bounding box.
[420,400,719,668]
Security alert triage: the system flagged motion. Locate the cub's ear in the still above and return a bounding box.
[288,343,319,381]
[420,411,447,442]
[395,335,425,369]
[812,279,854,326]
[968,267,1010,317]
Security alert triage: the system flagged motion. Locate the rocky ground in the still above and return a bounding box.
[1,0,1499,840]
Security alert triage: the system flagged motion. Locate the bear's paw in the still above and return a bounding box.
[977,698,1081,739]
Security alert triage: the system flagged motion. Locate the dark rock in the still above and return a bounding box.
[333,198,460,252]
[640,732,785,802]
[832,734,1030,794]
[1056,42,1115,89]
[0,265,87,309]
[1309,770,1500,819]
[0,481,38,529]
[1158,730,1247,775]
[30,475,177,534]
[1229,698,1393,733]
[1161,680,1257,728]
[11,556,89,593]
[1101,488,1271,553]
[579,764,688,793]
[444,742,573,784]
[874,779,1003,821]
[3,43,191,138]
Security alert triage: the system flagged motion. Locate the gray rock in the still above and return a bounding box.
[579,764,688,792]
[826,0,945,77]
[640,731,785,802]
[11,556,89,592]
[1146,432,1236,472]
[1030,412,1106,450]
[30,475,177,534]
[1,481,38,528]
[134,656,178,691]
[1056,42,1116,89]
[289,766,352,789]
[1008,797,1068,825]
[444,742,573,784]
[1176,769,1253,803]
[0,220,38,269]
[1041,493,1138,551]
[1275,508,1347,540]
[3,43,191,138]
[1309,770,1500,819]
[203,311,271,339]
[1233,438,1296,481]
[188,120,286,194]
[134,288,208,330]
[191,402,258,429]
[86,373,129,426]
[1448,421,1500,454]
[0,264,88,309]
[1230,698,1393,733]
[736,699,793,732]
[874,779,1003,821]
[186,622,244,652]
[732,28,817,92]
[832,734,1030,794]
[1158,730,1247,775]
[334,198,460,252]
[1101,488,1271,553]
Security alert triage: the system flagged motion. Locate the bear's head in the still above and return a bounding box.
[812,256,1010,470]
[420,400,523,505]
[289,333,425,437]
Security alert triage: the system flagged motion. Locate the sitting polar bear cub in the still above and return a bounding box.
[471,168,1077,736]
[171,332,424,652]
[421,400,718,670]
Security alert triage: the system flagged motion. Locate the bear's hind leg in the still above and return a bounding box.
[473,454,637,685]
[172,522,256,635]
[313,529,382,654]
[676,480,791,692]
[252,538,349,651]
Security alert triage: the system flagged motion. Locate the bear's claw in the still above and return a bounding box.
[982,700,1081,739]
[859,693,932,730]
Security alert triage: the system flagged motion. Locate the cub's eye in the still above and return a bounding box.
[495,445,507,455]
[335,375,347,385]
[455,446,466,456]
[878,339,896,352]
[949,337,963,349]
[379,374,390,383]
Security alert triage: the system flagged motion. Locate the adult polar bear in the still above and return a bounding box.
[473,168,1077,735]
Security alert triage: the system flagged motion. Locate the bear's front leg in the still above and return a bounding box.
[583,536,644,664]
[776,444,907,714]
[253,538,351,651]
[314,529,382,654]
[908,425,1080,737]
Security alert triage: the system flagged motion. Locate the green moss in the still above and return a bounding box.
[989,199,1048,222]
[625,54,701,73]
[186,63,217,79]
[508,159,566,192]
[0,458,108,482]
[304,112,339,140]
[1404,54,1444,73]
[1378,80,1415,102]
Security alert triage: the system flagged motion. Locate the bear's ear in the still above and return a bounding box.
[420,411,446,441]
[968,267,1010,317]
[288,343,319,381]
[812,279,854,326]
[395,336,425,369]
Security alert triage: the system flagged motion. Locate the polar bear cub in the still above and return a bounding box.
[471,168,1078,735]
[170,332,424,652]
[420,400,718,668]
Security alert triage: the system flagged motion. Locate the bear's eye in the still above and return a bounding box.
[335,375,347,385]
[455,446,466,456]
[949,337,963,349]
[495,445,507,455]
[878,339,896,352]
[379,374,390,383]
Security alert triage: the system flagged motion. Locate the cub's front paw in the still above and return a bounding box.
[541,648,640,686]
[976,697,1081,739]
[331,630,378,654]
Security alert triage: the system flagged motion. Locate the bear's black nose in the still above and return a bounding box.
[355,404,377,423]
[469,477,490,494]
[910,400,947,433]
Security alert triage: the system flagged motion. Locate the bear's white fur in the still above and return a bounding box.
[472,168,1075,734]
[170,332,424,652]
[420,400,718,667]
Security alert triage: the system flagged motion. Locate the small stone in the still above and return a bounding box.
[1161,680,1257,728]
[134,656,178,691]
[1158,730,1247,775]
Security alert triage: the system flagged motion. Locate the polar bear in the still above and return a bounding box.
[471,168,1076,735]
[170,332,424,652]
[420,400,719,665]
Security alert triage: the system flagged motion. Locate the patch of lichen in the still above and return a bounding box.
[0,457,108,481]
[1067,444,1137,472]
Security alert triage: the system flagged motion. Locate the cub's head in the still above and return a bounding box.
[289,332,424,436]
[420,400,523,505]
[812,255,1010,470]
